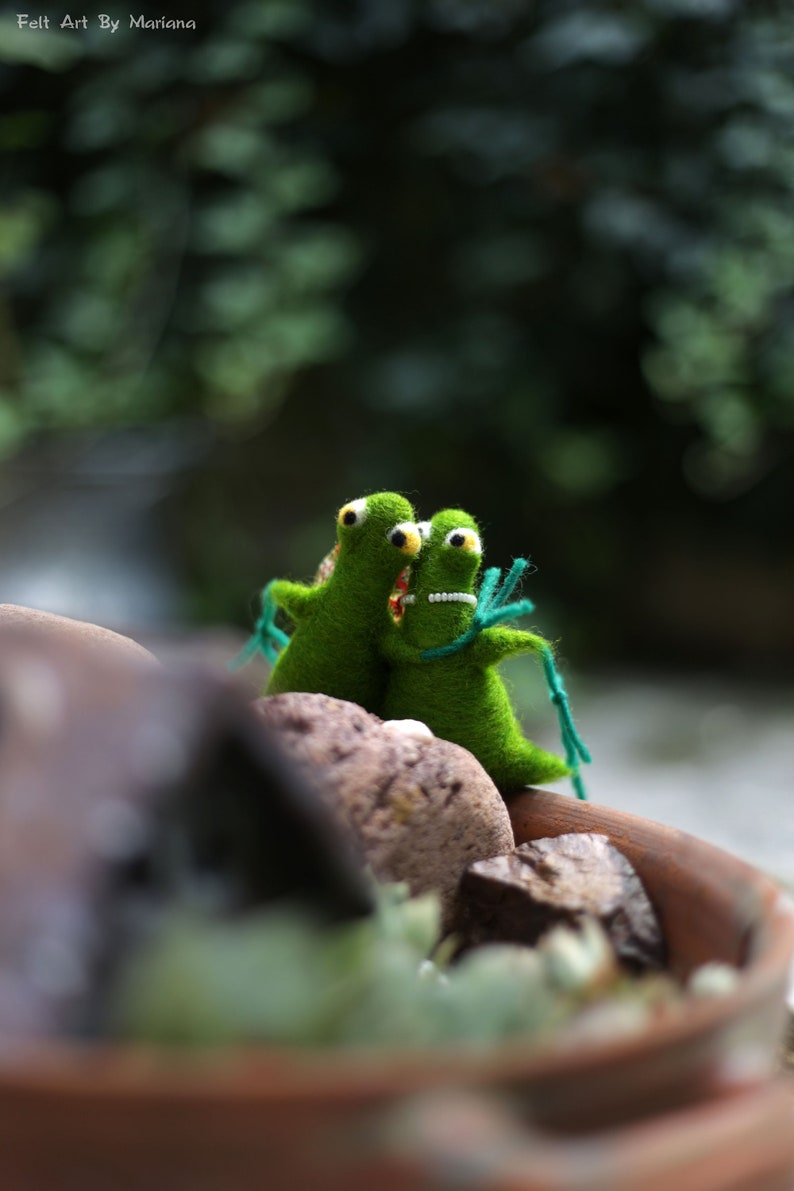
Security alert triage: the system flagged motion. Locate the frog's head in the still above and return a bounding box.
[416,508,482,593]
[335,493,422,573]
[400,508,482,644]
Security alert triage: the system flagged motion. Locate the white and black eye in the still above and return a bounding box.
[338,497,368,529]
[444,527,481,554]
[387,521,422,555]
[417,521,432,541]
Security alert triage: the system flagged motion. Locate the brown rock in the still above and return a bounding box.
[0,630,370,1045]
[0,604,157,666]
[457,833,665,970]
[255,692,516,926]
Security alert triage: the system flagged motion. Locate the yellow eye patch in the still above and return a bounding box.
[444,527,482,554]
[387,522,422,556]
[338,497,367,529]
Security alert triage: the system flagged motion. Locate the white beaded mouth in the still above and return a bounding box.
[400,591,477,607]
[427,591,477,606]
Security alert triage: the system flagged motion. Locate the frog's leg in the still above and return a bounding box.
[493,737,571,791]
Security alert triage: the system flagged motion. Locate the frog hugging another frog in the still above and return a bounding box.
[381,508,577,793]
[242,494,588,796]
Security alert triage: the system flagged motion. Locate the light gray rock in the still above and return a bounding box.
[0,604,157,666]
[255,692,516,926]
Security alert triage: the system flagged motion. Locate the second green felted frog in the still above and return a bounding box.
[266,492,422,713]
[382,509,572,792]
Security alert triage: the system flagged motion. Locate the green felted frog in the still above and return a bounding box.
[382,508,576,793]
[265,492,421,714]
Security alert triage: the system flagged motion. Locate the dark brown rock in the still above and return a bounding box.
[457,833,665,970]
[0,627,370,1046]
[255,692,515,926]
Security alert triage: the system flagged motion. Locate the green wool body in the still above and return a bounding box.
[382,509,570,791]
[266,492,421,714]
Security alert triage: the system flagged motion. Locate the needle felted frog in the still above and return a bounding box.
[265,492,422,714]
[381,508,571,792]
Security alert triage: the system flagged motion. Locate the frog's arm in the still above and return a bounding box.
[270,579,320,621]
[469,626,549,668]
[381,626,423,666]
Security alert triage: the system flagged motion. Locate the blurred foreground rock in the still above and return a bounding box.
[256,692,515,926]
[0,604,158,666]
[457,833,665,970]
[0,615,370,1046]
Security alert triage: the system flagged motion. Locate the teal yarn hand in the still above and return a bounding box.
[539,645,591,801]
[420,557,537,661]
[228,581,290,670]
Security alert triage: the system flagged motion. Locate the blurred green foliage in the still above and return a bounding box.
[287,0,794,488]
[0,1,359,452]
[113,881,681,1049]
[2,0,793,662]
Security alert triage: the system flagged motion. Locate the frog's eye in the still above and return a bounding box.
[444,527,481,554]
[338,497,368,529]
[387,522,422,556]
[417,521,432,541]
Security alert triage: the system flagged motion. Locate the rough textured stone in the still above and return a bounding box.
[255,691,516,926]
[0,604,157,666]
[0,630,370,1045]
[457,832,665,970]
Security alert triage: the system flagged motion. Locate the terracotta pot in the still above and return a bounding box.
[504,789,794,1129]
[379,1079,794,1191]
[0,791,791,1191]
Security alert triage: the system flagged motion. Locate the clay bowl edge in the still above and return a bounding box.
[0,790,790,1153]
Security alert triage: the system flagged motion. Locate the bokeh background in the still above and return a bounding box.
[1,0,792,868]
